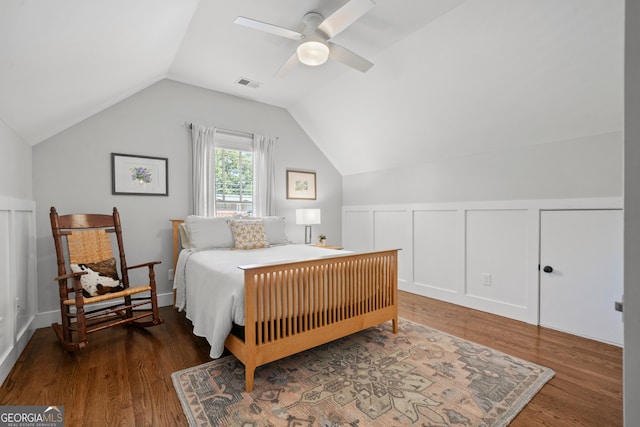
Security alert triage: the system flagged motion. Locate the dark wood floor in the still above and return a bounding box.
[0,291,622,426]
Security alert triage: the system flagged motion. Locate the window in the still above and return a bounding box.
[191,125,274,218]
[215,148,253,217]
[214,131,253,217]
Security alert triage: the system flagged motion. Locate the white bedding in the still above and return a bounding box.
[173,244,351,358]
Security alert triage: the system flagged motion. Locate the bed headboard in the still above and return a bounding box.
[171,219,184,271]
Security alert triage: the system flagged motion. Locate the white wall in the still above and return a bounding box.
[625,0,640,423]
[341,125,624,343]
[343,131,622,205]
[32,79,342,318]
[0,118,32,200]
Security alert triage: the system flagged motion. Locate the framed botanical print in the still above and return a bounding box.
[286,170,316,200]
[111,153,168,196]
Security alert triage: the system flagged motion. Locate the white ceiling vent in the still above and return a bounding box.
[235,77,261,89]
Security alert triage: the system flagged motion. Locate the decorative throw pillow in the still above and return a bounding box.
[69,257,124,297]
[229,220,270,250]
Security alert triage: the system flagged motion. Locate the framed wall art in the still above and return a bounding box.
[111,153,168,196]
[286,170,316,200]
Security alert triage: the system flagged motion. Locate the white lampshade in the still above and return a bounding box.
[296,208,321,225]
[296,40,330,66]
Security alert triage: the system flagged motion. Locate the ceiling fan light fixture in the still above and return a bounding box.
[296,40,330,66]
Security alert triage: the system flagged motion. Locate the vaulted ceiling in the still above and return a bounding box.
[0,0,623,176]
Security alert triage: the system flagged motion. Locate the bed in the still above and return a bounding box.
[172,216,398,392]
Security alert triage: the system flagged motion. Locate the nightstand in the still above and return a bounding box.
[313,244,343,250]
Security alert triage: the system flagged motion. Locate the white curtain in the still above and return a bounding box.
[252,134,277,217]
[190,124,217,216]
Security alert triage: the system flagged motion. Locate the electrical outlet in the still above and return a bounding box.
[482,273,492,286]
[168,269,174,281]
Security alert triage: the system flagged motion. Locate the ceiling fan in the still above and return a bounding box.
[234,0,375,77]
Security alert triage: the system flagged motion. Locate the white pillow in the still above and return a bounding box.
[178,223,191,249]
[260,216,290,245]
[185,215,234,249]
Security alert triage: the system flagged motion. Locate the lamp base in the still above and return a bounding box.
[305,225,312,244]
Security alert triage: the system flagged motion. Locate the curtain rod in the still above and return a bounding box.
[184,122,253,138]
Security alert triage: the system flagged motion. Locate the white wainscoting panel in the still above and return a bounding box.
[343,198,622,326]
[465,210,528,308]
[373,210,411,284]
[413,210,460,295]
[0,211,11,373]
[14,210,36,341]
[344,210,373,253]
[0,197,36,387]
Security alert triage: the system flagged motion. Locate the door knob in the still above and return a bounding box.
[543,265,553,273]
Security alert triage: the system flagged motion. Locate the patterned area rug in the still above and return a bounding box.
[172,318,554,427]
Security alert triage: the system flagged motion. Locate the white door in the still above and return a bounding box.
[540,209,623,346]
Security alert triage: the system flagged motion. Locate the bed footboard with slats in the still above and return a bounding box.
[224,249,399,392]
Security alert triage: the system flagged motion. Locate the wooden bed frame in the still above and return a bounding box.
[171,220,398,392]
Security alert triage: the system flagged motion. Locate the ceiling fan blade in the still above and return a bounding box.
[328,42,373,73]
[318,0,375,39]
[274,52,300,78]
[234,16,303,41]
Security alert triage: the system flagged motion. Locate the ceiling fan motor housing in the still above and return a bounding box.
[298,12,329,66]
[302,12,324,33]
[234,0,375,75]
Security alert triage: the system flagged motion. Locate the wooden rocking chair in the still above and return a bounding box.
[50,207,163,351]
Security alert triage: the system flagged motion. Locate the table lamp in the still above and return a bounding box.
[296,208,321,244]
